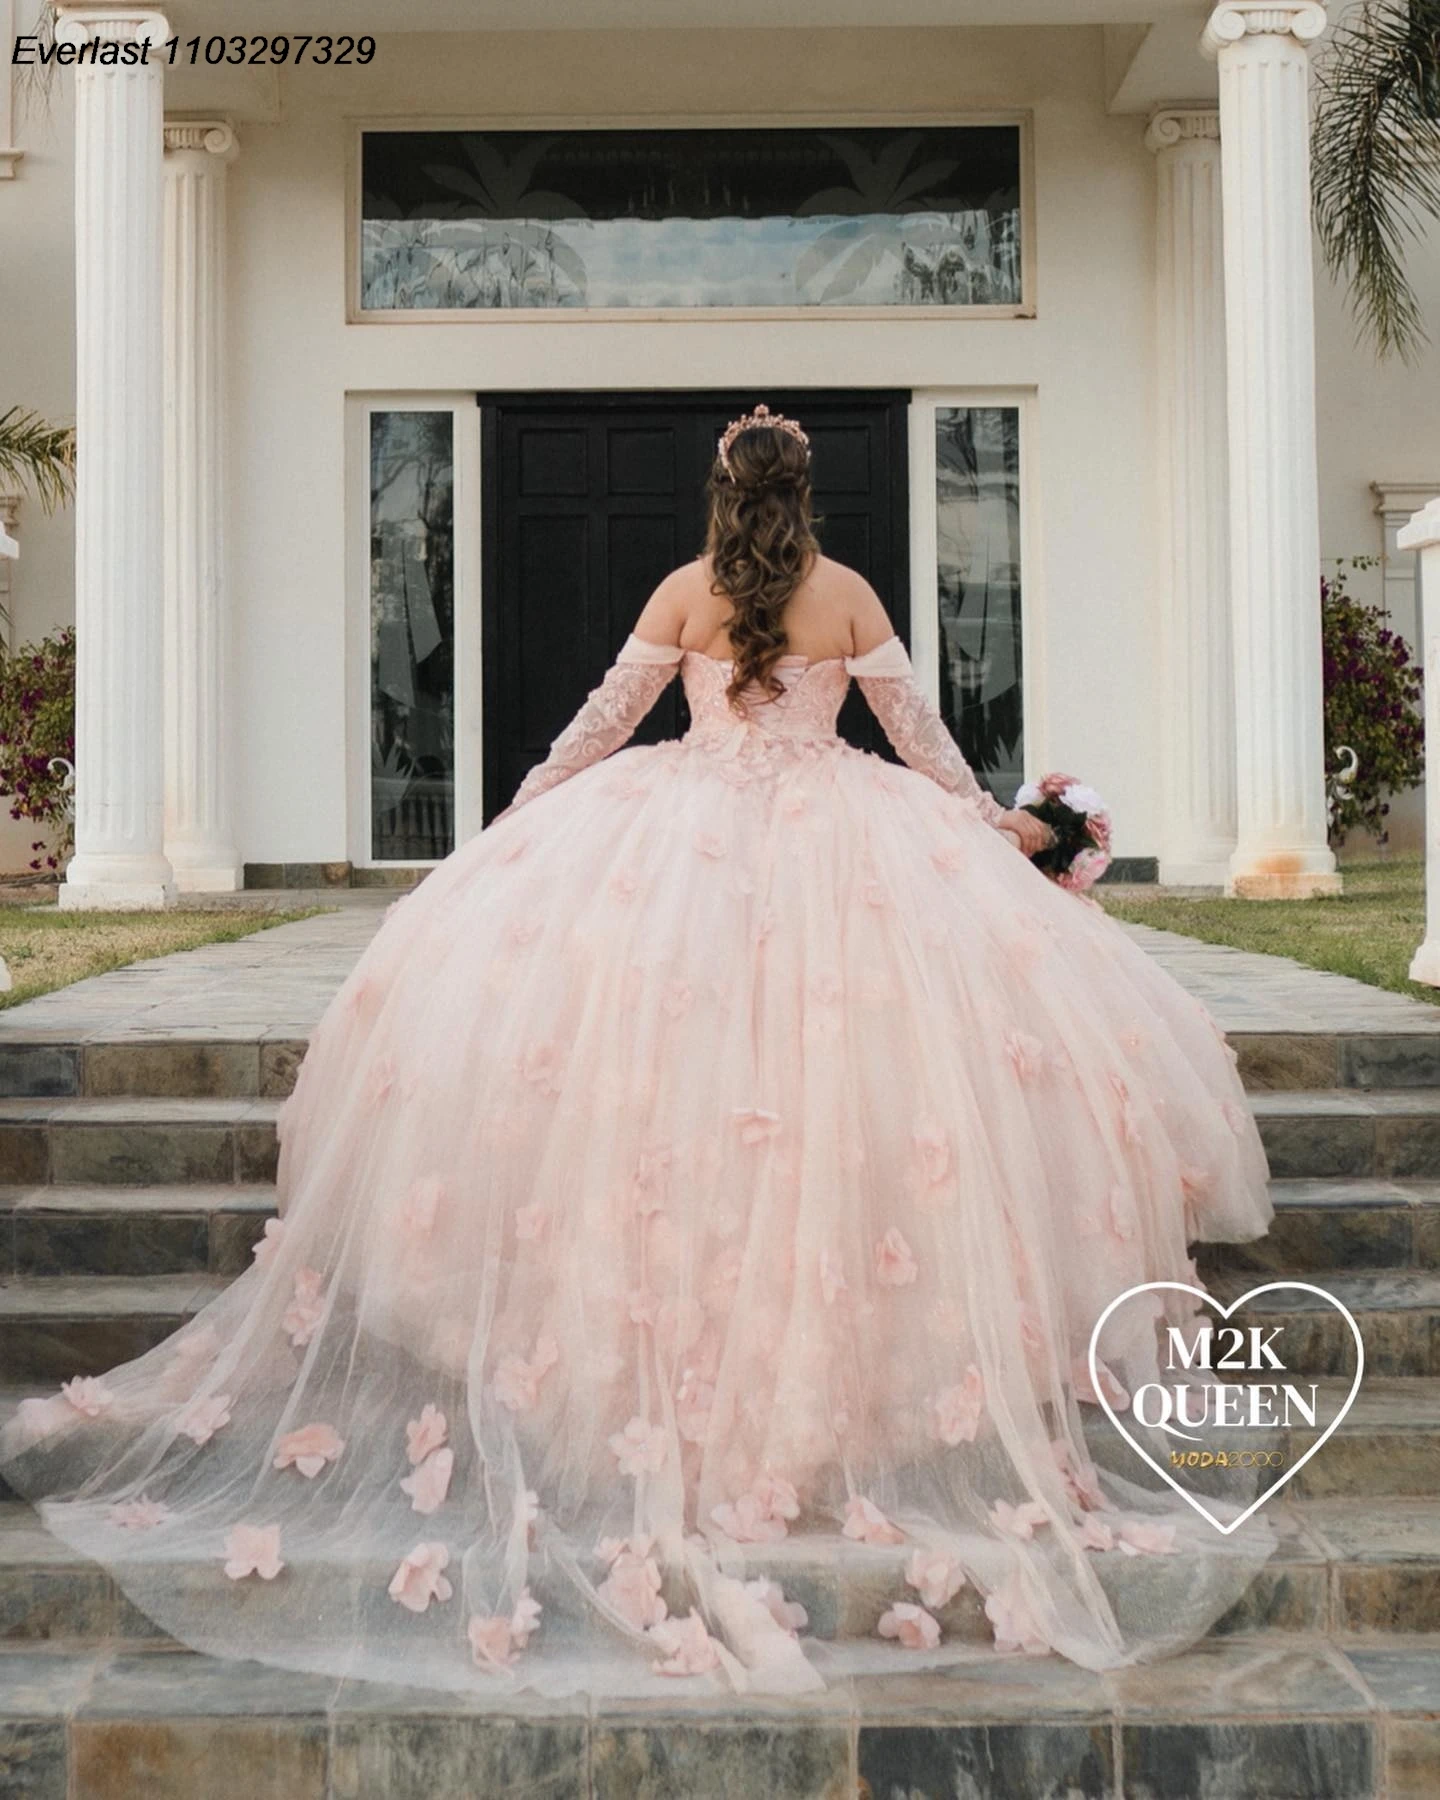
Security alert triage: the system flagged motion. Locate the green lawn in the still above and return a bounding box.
[0,906,323,1009]
[1100,857,1440,1003]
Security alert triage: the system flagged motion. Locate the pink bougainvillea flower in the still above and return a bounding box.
[1117,1519,1178,1557]
[403,1404,447,1467]
[819,1247,848,1307]
[874,1227,918,1288]
[984,1569,1052,1655]
[250,1217,286,1269]
[745,1576,808,1637]
[1071,1356,1131,1412]
[282,1268,327,1348]
[609,1415,667,1478]
[223,1523,284,1581]
[732,1107,781,1145]
[649,1608,720,1676]
[599,1544,668,1631]
[990,1499,1051,1540]
[388,1541,453,1613]
[878,1601,942,1650]
[61,1377,114,1420]
[906,1549,966,1610]
[843,1496,905,1546]
[176,1393,233,1446]
[400,1446,453,1515]
[272,1422,345,1479]
[929,1365,986,1445]
[109,1496,172,1531]
[1078,1514,1116,1552]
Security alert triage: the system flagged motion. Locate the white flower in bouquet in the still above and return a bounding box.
[1059,783,1107,817]
[1014,782,1043,808]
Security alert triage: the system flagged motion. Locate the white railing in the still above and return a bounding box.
[1401,498,1440,985]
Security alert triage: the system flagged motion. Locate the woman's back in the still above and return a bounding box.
[665,551,888,666]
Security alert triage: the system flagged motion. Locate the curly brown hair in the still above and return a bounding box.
[703,422,821,708]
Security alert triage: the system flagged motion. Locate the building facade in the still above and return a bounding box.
[2,0,1438,901]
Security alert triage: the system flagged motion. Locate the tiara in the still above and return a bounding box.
[717,403,811,478]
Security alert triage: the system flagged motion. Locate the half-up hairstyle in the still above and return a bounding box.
[704,422,821,708]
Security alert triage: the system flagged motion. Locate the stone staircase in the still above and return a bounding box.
[1,1022,1439,1797]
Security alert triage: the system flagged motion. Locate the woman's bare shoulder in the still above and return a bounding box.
[806,556,895,654]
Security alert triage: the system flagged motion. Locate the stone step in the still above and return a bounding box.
[1250,1089,1440,1181]
[0,1633,1431,1800]
[1204,1268,1440,1378]
[0,1097,282,1189]
[0,1184,274,1279]
[1,1494,1437,1656]
[1197,1179,1440,1277]
[0,1276,230,1383]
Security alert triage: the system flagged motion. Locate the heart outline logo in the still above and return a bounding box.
[1088,1280,1365,1535]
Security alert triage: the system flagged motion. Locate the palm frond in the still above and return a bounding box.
[0,408,76,512]
[1312,0,1440,362]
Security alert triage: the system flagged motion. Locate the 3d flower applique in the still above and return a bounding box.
[1071,1355,1131,1412]
[60,1377,114,1420]
[1077,1514,1116,1552]
[984,1568,1053,1656]
[507,918,541,950]
[223,1523,284,1581]
[598,1538,668,1631]
[388,1542,453,1613]
[843,1496,905,1546]
[745,1577,808,1637]
[368,1054,398,1105]
[819,1247,848,1307]
[608,869,639,904]
[905,1549,967,1610]
[732,1107,782,1145]
[1004,1030,1047,1083]
[878,1601,942,1650]
[109,1496,172,1530]
[405,1403,447,1465]
[989,1499,1052,1541]
[912,1119,952,1188]
[1017,1303,1046,1356]
[675,1368,716,1445]
[693,831,728,860]
[1180,1165,1213,1206]
[1116,1519,1179,1557]
[176,1393,233,1445]
[874,1227,918,1288]
[401,1176,444,1239]
[282,1268,327,1348]
[1050,1438,1105,1512]
[633,1142,673,1214]
[930,841,965,873]
[493,1333,560,1414]
[928,1365,986,1446]
[272,1422,345,1479]
[609,1415,668,1478]
[861,880,889,908]
[518,1041,563,1094]
[514,1202,549,1242]
[1107,1184,1138,1242]
[649,1607,721,1676]
[711,1472,800,1544]
[400,1447,454,1515]
[662,980,694,1019]
[249,1217,287,1269]
[1222,1100,1251,1136]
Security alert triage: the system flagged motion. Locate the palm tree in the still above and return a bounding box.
[0,407,75,513]
[1312,0,1440,361]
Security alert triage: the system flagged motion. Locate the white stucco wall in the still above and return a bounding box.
[2,22,1436,873]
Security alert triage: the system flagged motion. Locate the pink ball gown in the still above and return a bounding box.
[0,633,1280,1697]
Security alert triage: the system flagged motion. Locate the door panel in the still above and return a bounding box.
[481,390,910,820]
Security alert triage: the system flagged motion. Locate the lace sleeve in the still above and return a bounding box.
[505,635,684,813]
[846,637,1009,829]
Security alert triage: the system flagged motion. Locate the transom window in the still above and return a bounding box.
[360,125,1023,314]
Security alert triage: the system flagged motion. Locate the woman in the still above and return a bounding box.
[1,405,1278,1698]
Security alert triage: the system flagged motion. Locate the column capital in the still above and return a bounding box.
[1145,108,1221,154]
[164,119,238,160]
[1202,3,1327,57]
[54,8,169,45]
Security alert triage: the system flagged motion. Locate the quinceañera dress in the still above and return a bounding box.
[1,633,1280,1697]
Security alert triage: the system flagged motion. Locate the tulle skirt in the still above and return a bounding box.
[0,734,1280,1697]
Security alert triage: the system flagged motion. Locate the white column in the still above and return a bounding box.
[1204,1,1340,898]
[164,120,241,891]
[1147,108,1235,888]
[1402,499,1440,984]
[57,7,174,910]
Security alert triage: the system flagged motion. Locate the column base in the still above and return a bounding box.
[1224,845,1343,900]
[167,845,243,893]
[1409,939,1440,987]
[59,879,177,911]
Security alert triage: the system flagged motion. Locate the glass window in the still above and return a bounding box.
[935,406,1023,805]
[370,411,455,861]
[360,126,1021,311]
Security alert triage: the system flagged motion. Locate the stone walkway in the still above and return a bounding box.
[0,893,1435,1042]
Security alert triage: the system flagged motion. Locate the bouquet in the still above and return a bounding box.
[1013,772,1112,893]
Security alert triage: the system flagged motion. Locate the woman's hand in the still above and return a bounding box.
[996,809,1056,857]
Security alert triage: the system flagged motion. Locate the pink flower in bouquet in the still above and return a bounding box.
[1038,771,1081,799]
[1059,847,1112,894]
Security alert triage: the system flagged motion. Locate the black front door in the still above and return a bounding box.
[480,389,911,820]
